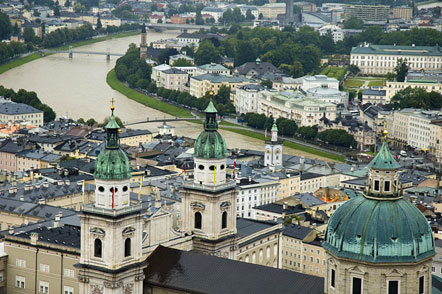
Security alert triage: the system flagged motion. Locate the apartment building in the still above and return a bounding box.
[392,6,413,20]
[350,43,442,75]
[344,4,390,21]
[0,101,44,126]
[4,225,80,294]
[259,90,337,127]
[189,73,251,98]
[257,3,286,19]
[196,63,230,76]
[385,74,442,103]
[151,65,189,92]
[15,150,61,172]
[430,122,442,163]
[235,84,265,114]
[281,224,325,277]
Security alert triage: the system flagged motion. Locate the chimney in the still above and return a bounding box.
[20,195,24,201]
[9,226,14,235]
[248,176,252,183]
[155,190,161,209]
[283,201,288,210]
[54,212,62,228]
[43,182,49,188]
[30,232,39,245]
[38,198,45,205]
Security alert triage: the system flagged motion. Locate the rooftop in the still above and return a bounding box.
[144,246,324,294]
[351,43,442,57]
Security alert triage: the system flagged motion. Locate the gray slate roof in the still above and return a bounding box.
[144,246,324,294]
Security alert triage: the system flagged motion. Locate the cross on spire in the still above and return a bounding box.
[110,98,115,114]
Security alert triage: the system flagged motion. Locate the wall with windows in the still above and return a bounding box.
[324,253,433,294]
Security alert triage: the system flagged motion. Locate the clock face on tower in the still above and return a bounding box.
[275,149,280,154]
[266,150,270,154]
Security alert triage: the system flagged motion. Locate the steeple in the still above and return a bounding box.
[140,23,147,59]
[366,126,401,199]
[271,123,278,142]
[264,123,283,167]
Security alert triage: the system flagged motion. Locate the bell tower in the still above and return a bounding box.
[264,123,283,167]
[140,23,147,59]
[181,101,238,258]
[76,100,145,294]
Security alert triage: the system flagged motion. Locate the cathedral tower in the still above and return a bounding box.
[264,123,283,167]
[76,102,145,294]
[323,129,435,294]
[140,23,147,59]
[181,101,237,257]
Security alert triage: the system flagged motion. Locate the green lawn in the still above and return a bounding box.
[219,127,345,162]
[106,69,193,118]
[344,79,365,88]
[0,31,139,76]
[368,80,386,87]
[0,53,41,75]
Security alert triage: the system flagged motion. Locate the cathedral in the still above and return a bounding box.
[323,129,435,294]
[75,101,284,293]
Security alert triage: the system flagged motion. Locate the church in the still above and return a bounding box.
[74,101,323,294]
[323,128,435,294]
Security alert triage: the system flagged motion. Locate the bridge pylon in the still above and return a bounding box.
[68,46,73,59]
[106,48,110,61]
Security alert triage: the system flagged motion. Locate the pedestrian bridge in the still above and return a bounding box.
[41,48,124,60]
[124,117,202,126]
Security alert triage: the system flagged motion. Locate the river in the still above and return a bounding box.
[0,31,331,160]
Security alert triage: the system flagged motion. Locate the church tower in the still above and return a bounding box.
[140,23,147,59]
[181,101,237,258]
[76,102,145,294]
[264,123,283,167]
[323,129,435,294]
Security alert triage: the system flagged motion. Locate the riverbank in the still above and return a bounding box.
[0,31,139,75]
[107,69,344,162]
[107,69,194,118]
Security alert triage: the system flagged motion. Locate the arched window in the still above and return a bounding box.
[94,238,102,258]
[222,211,227,229]
[194,212,202,229]
[124,238,131,257]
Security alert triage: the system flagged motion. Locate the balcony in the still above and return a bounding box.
[81,203,143,217]
[183,180,236,193]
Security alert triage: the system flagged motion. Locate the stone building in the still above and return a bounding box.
[323,130,435,294]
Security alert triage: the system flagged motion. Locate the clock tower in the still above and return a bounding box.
[264,123,283,167]
[76,102,145,294]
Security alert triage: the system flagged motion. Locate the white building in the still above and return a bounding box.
[196,63,230,76]
[235,84,266,114]
[306,87,348,107]
[350,43,442,75]
[201,7,225,23]
[407,111,442,150]
[318,24,344,43]
[301,75,339,92]
[0,100,44,126]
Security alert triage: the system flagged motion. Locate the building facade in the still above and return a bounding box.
[350,43,442,75]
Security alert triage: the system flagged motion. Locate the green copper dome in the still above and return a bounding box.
[324,138,434,263]
[323,195,434,263]
[194,101,227,159]
[94,114,131,180]
[367,140,400,170]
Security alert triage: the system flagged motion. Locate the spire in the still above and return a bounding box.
[271,123,278,142]
[203,100,218,131]
[104,98,121,149]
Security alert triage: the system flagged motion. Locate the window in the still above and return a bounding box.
[40,264,50,272]
[331,269,335,288]
[419,276,424,294]
[94,238,102,258]
[222,211,227,229]
[124,238,131,257]
[352,277,362,294]
[16,276,25,289]
[374,180,380,191]
[194,212,202,229]
[64,286,74,294]
[16,259,26,268]
[98,186,104,192]
[64,269,74,278]
[384,181,390,192]
[388,280,399,294]
[39,281,49,294]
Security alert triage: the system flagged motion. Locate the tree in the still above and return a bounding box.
[194,39,220,65]
[348,64,360,76]
[216,85,231,104]
[390,87,442,110]
[77,118,85,124]
[386,72,396,82]
[246,9,255,21]
[100,116,124,128]
[260,79,272,89]
[394,58,408,82]
[297,126,317,140]
[64,0,71,7]
[86,118,97,126]
[0,11,12,40]
[259,13,263,19]
[96,15,102,30]
[158,18,163,24]
[23,27,35,43]
[12,23,19,36]
[343,17,364,29]
[173,58,193,66]
[318,129,356,148]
